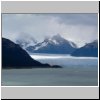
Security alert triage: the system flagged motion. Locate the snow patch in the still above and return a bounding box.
[69,41,77,48]
[52,39,59,45]
[34,42,48,50]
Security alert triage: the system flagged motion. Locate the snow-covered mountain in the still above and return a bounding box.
[71,40,98,57]
[26,34,77,54]
[15,33,37,49]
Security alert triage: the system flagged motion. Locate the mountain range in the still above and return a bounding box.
[2,38,62,68]
[26,34,77,54]
[15,33,98,57]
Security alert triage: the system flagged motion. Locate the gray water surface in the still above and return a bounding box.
[2,54,98,86]
[2,67,98,86]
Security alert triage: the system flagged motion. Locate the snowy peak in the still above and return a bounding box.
[52,34,64,41]
[43,33,76,47]
[51,34,77,48]
[26,34,77,54]
[42,34,62,45]
[51,34,63,44]
[52,33,62,40]
[85,40,98,48]
[71,40,98,57]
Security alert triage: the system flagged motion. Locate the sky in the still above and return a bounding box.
[2,14,98,47]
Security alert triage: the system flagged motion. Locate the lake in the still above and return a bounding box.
[2,54,98,86]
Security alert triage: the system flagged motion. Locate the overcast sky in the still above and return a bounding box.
[2,14,98,47]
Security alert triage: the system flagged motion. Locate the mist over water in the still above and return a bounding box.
[30,54,98,68]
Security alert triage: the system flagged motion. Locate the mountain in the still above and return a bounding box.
[2,38,62,68]
[26,34,77,54]
[71,40,98,57]
[16,33,37,49]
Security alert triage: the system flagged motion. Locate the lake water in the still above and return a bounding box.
[2,54,98,86]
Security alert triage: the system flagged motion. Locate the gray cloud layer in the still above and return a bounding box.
[2,14,98,47]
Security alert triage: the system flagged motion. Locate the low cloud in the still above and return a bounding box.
[2,14,98,47]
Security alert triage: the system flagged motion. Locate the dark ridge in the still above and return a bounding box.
[2,38,62,68]
[71,40,98,57]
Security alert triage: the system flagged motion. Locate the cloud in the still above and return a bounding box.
[2,14,98,47]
